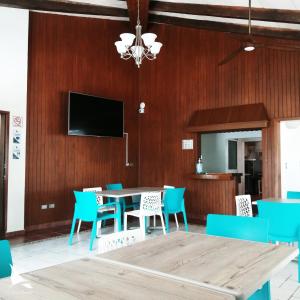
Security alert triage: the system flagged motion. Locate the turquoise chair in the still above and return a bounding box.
[287,191,300,199]
[69,191,121,251]
[0,240,12,278]
[257,201,300,282]
[206,214,270,300]
[162,187,188,233]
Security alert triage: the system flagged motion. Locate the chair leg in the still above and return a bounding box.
[68,215,77,246]
[89,221,97,251]
[153,215,156,228]
[174,214,179,229]
[160,214,166,235]
[164,213,170,233]
[96,220,102,238]
[124,213,128,231]
[182,209,188,232]
[77,219,82,233]
[139,216,146,239]
[298,253,300,283]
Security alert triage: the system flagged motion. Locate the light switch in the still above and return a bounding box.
[182,139,193,150]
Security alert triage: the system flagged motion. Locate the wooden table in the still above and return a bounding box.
[253,197,300,205]
[0,257,235,300]
[99,231,298,300]
[96,187,164,198]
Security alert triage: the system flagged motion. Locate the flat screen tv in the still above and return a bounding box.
[68,92,124,137]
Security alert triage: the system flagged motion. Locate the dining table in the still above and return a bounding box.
[252,197,300,205]
[99,230,298,300]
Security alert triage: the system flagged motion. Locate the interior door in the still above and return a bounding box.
[280,120,300,198]
[0,113,8,238]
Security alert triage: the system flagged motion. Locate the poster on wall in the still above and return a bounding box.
[12,116,23,128]
[13,129,21,144]
[13,145,20,160]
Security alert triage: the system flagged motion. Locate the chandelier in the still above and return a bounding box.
[114,0,162,68]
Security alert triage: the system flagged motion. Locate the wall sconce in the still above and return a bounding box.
[139,102,145,113]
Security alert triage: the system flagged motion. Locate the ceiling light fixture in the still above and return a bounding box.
[114,0,162,68]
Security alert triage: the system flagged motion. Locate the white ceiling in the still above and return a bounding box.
[41,0,300,30]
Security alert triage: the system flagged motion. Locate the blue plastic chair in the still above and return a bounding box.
[257,201,300,282]
[69,191,121,251]
[287,191,300,199]
[0,240,13,278]
[162,187,188,233]
[206,214,270,300]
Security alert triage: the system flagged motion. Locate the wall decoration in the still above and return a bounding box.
[13,129,21,144]
[13,145,20,159]
[13,116,23,128]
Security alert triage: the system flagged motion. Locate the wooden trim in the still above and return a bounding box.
[150,1,300,25]
[149,14,300,41]
[5,230,25,239]
[25,219,72,232]
[187,121,269,133]
[190,173,234,181]
[0,0,128,18]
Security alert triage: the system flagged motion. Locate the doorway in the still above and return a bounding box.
[280,120,300,198]
[0,112,9,238]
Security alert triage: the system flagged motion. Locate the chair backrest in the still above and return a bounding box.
[257,201,300,241]
[106,183,125,203]
[235,195,253,217]
[206,214,269,243]
[287,191,300,199]
[140,192,162,214]
[83,187,103,205]
[163,187,186,213]
[74,191,98,221]
[98,229,144,253]
[0,240,13,278]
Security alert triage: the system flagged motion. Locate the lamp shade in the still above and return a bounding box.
[141,33,157,47]
[131,46,144,58]
[150,42,162,55]
[115,41,127,54]
[120,33,135,47]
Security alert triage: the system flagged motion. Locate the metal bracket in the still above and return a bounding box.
[124,133,134,167]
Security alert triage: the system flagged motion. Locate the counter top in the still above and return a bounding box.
[190,173,242,181]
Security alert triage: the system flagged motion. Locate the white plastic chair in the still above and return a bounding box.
[98,229,144,253]
[235,194,253,217]
[124,192,166,237]
[79,187,115,235]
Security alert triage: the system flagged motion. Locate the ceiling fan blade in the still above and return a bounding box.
[219,47,244,66]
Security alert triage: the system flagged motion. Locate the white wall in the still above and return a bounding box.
[0,7,29,232]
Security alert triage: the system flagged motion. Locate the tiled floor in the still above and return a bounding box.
[9,222,300,300]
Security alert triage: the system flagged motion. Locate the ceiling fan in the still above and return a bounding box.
[218,0,300,66]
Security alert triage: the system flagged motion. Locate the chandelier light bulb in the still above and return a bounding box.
[120,33,136,47]
[141,33,157,47]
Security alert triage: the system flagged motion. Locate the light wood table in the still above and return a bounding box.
[253,198,300,205]
[0,257,235,300]
[99,231,298,300]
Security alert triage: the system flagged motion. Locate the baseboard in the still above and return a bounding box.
[25,219,73,232]
[5,230,25,238]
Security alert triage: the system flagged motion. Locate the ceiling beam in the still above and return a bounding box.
[126,0,150,31]
[150,1,300,24]
[150,14,300,41]
[0,0,128,18]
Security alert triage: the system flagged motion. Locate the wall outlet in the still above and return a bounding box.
[41,204,48,210]
[49,203,55,209]
[182,139,194,150]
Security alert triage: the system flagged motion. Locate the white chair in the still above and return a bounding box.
[124,192,166,238]
[98,229,144,254]
[235,194,253,217]
[78,187,115,235]
[153,185,176,228]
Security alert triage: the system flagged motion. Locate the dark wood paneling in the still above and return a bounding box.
[25,13,139,228]
[138,24,300,222]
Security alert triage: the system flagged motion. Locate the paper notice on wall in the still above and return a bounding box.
[13,145,20,160]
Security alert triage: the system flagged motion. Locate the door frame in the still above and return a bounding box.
[0,110,10,236]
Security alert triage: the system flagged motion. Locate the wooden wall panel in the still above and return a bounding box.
[25,13,139,229]
[138,25,300,222]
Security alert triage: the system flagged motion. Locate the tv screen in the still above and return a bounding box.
[68,92,124,137]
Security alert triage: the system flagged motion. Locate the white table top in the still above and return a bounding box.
[96,187,164,198]
[0,257,235,300]
[99,231,298,300]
